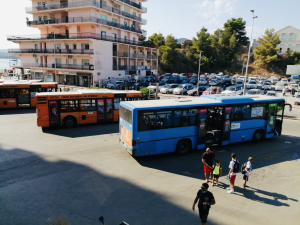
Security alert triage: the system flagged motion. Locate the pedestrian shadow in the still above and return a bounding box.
[234,186,298,207]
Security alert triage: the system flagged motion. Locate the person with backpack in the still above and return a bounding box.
[242,157,253,190]
[226,153,239,194]
[212,160,222,186]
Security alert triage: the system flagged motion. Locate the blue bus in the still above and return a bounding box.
[119,95,292,156]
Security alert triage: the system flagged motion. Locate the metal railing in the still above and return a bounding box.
[7,32,158,49]
[21,63,94,70]
[8,49,94,54]
[27,17,143,34]
[112,65,155,70]
[25,0,147,22]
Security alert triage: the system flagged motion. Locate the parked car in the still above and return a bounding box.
[235,79,244,86]
[199,78,208,85]
[252,75,260,80]
[247,80,258,89]
[270,77,279,85]
[180,77,190,84]
[209,79,219,86]
[202,86,221,95]
[118,81,136,90]
[262,81,272,90]
[247,89,261,95]
[147,82,166,92]
[161,77,170,83]
[160,84,180,94]
[155,76,163,82]
[294,94,300,105]
[266,91,277,97]
[187,86,207,96]
[107,81,124,89]
[189,78,198,85]
[281,78,289,85]
[167,75,180,83]
[221,86,243,95]
[274,82,284,91]
[287,83,299,92]
[239,76,246,81]
[232,74,240,79]
[129,82,149,90]
[172,84,194,95]
[221,79,232,87]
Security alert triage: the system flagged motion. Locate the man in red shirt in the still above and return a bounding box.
[202,148,218,183]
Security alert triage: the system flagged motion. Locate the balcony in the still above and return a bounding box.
[119,0,147,12]
[8,49,94,55]
[112,65,155,70]
[27,17,144,34]
[21,63,94,71]
[7,32,158,49]
[25,0,147,23]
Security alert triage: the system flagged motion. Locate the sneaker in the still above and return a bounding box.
[226,187,231,190]
[227,190,234,194]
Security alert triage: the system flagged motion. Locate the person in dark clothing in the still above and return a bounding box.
[192,183,216,225]
[202,148,218,183]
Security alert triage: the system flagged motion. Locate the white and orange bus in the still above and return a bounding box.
[36,90,143,128]
[0,82,58,108]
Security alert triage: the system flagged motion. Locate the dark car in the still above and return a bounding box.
[180,77,190,84]
[117,81,136,90]
[189,78,198,85]
[187,86,207,96]
[129,82,149,90]
[221,79,232,87]
[167,75,180,83]
[155,76,163,82]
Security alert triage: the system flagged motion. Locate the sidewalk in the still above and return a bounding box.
[58,84,89,92]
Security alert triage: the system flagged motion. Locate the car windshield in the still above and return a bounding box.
[291,84,298,87]
[267,93,275,96]
[164,84,171,88]
[264,82,270,84]
[236,81,242,84]
[177,85,183,88]
[296,95,300,98]
[227,87,236,91]
[116,82,123,84]
[200,78,206,81]
[210,79,216,82]
[170,85,178,88]
[249,81,256,84]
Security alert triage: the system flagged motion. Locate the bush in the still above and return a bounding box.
[89,86,107,89]
[139,87,156,99]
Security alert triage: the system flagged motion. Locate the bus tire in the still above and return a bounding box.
[176,139,191,155]
[63,116,77,128]
[253,130,264,143]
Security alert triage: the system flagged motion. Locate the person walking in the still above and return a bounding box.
[192,183,216,225]
[282,87,286,96]
[212,160,222,186]
[227,153,239,194]
[243,157,253,190]
[202,148,218,183]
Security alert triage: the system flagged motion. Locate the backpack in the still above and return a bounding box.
[241,162,247,174]
[233,160,240,173]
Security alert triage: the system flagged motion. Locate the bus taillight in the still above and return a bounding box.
[132,140,136,146]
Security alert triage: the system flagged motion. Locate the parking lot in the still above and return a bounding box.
[0,106,300,225]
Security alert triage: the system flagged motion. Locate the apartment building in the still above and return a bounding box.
[274,26,300,54]
[7,0,158,87]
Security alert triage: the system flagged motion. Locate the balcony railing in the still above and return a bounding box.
[21,63,94,71]
[119,0,147,12]
[112,65,155,70]
[7,32,158,49]
[25,0,147,22]
[8,49,94,54]
[27,17,143,34]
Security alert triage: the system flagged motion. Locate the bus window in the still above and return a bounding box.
[0,88,15,98]
[79,99,96,111]
[114,98,120,109]
[138,112,156,131]
[106,99,113,119]
[250,104,266,119]
[97,99,105,119]
[61,100,78,112]
[157,111,173,128]
[19,89,29,95]
[231,105,251,121]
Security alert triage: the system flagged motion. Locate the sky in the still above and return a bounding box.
[1,0,299,49]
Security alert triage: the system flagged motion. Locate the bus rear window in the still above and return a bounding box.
[120,106,132,124]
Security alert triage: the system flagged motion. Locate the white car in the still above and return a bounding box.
[281,79,289,85]
[172,84,194,95]
[287,83,299,92]
[221,86,243,95]
[209,79,218,86]
[247,81,258,89]
[266,91,277,97]
[294,94,300,105]
[252,75,260,80]
[270,78,279,85]
[262,81,272,90]
[107,81,124,89]
[199,78,208,85]
[247,89,261,95]
[160,84,179,94]
[275,82,284,91]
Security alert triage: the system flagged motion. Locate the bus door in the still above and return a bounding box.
[267,103,277,136]
[222,107,232,146]
[49,101,60,126]
[197,109,207,149]
[274,102,291,135]
[97,99,114,123]
[17,88,30,105]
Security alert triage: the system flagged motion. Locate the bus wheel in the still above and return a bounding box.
[63,116,77,128]
[176,139,191,155]
[253,130,264,143]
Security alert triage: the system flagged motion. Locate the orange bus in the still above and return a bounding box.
[0,82,58,108]
[36,90,143,128]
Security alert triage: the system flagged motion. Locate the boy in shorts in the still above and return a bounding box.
[212,160,222,186]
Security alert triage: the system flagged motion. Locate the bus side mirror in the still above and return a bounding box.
[285,103,292,111]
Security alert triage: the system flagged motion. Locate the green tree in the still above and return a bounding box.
[224,18,248,46]
[148,33,165,47]
[165,34,178,49]
[138,35,148,46]
[254,29,281,67]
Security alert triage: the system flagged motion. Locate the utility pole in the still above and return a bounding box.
[197,51,203,96]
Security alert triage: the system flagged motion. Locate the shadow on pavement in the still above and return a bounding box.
[41,123,119,138]
[0,108,36,115]
[0,146,212,225]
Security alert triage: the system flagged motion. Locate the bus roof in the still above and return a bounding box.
[36,89,141,96]
[122,95,285,109]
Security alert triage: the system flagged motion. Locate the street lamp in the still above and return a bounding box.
[197,51,203,96]
[243,10,258,95]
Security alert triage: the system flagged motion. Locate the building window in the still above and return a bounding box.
[100,15,107,21]
[35,58,38,63]
[73,59,77,65]
[43,16,47,21]
[112,18,118,25]
[288,44,293,51]
[281,33,286,41]
[295,45,300,52]
[124,35,127,41]
[133,37,136,42]
[112,33,117,41]
[73,44,77,49]
[34,44,38,49]
[66,59,70,65]
[101,31,106,39]
[289,33,294,40]
[280,44,285,53]
[124,21,128,26]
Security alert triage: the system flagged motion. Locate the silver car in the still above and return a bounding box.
[173,84,194,95]
[160,84,179,94]
[199,78,208,85]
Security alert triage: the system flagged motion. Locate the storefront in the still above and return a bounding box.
[77,73,92,87]
[56,71,77,85]
[31,70,44,80]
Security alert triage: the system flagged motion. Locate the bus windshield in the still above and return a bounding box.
[120,106,132,124]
